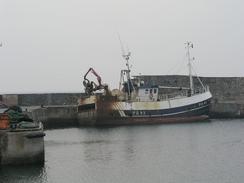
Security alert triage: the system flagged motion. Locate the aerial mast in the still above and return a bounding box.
[185,41,194,95]
[118,34,133,98]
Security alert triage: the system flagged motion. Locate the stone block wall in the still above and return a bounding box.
[2,76,244,118]
[138,75,244,117]
[17,93,82,106]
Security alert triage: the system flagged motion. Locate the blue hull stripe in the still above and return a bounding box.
[123,99,211,117]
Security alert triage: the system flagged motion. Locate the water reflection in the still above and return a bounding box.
[2,120,244,183]
[0,164,47,183]
[81,127,138,163]
[83,139,114,162]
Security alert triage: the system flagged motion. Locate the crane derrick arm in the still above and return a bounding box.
[83,67,108,95]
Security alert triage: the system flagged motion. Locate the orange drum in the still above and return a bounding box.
[0,113,10,129]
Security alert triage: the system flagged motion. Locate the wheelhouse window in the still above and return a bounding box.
[145,89,149,94]
[154,88,157,94]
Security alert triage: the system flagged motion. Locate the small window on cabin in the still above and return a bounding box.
[150,89,153,94]
[154,88,157,94]
[145,89,149,94]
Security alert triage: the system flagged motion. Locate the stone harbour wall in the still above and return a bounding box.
[1,76,244,126]
[138,75,244,118]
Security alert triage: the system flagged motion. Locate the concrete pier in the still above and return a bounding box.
[0,124,45,165]
[1,76,244,128]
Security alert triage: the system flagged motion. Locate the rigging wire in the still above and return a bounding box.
[191,60,205,89]
[166,54,187,75]
[165,49,206,90]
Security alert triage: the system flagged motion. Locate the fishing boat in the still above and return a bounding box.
[77,42,212,125]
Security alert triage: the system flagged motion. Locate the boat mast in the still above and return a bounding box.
[186,41,194,95]
[118,34,133,98]
[123,51,132,98]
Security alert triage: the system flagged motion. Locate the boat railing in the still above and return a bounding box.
[158,92,188,101]
[194,85,209,94]
[158,85,209,101]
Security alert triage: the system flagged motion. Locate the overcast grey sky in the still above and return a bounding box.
[0,0,243,94]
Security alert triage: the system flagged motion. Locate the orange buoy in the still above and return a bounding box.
[0,113,10,129]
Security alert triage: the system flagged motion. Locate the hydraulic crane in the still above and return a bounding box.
[83,68,108,95]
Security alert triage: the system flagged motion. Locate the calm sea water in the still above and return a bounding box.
[1,119,244,183]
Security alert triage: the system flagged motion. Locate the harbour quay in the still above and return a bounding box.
[138,75,244,118]
[0,105,45,165]
[1,76,244,128]
[0,124,45,165]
